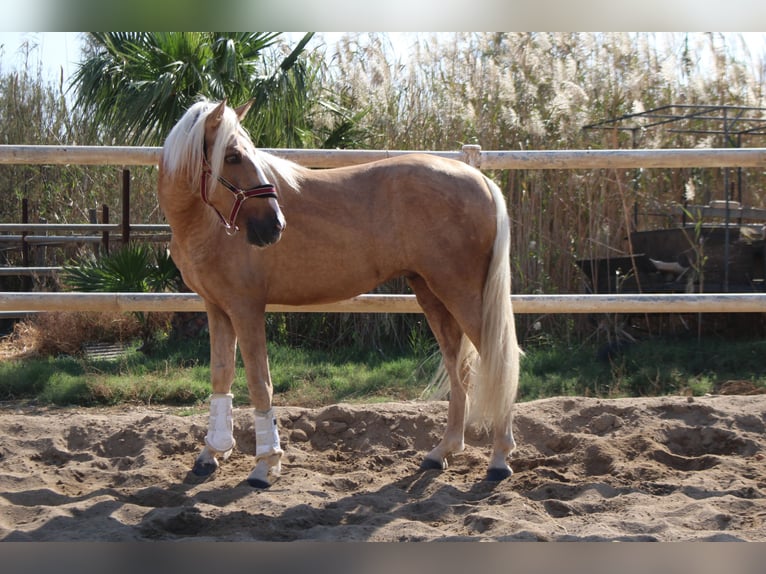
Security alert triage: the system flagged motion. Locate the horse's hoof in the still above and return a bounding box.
[420,457,445,471]
[247,477,271,489]
[485,466,513,482]
[192,460,218,477]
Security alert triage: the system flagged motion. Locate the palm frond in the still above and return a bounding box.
[70,32,369,149]
[61,244,179,293]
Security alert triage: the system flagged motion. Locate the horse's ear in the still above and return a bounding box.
[234,99,254,122]
[206,100,228,130]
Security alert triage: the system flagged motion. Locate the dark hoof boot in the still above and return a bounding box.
[420,457,444,471]
[247,477,271,489]
[485,466,512,482]
[192,460,217,477]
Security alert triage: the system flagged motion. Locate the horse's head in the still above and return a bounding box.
[200,100,286,247]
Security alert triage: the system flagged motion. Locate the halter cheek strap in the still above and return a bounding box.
[200,161,278,235]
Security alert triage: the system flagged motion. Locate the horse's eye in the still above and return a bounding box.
[225,152,242,164]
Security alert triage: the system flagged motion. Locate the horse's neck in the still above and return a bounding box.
[160,181,218,249]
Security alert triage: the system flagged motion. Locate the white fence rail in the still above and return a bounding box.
[2,144,766,316]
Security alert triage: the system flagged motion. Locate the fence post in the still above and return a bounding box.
[121,168,130,245]
[21,198,29,266]
[102,205,109,254]
[461,144,482,168]
[20,198,30,290]
[89,208,99,257]
[35,217,46,268]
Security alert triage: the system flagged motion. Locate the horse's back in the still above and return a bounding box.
[305,153,497,231]
[313,153,490,194]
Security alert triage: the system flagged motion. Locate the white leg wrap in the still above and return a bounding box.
[205,393,235,454]
[254,408,282,459]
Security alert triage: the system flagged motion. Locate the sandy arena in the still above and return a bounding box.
[0,393,764,541]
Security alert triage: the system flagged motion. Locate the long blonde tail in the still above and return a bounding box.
[419,176,520,430]
[468,176,520,430]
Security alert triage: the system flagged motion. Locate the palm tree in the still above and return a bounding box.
[70,32,358,148]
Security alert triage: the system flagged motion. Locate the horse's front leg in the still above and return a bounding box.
[233,308,283,489]
[192,302,238,477]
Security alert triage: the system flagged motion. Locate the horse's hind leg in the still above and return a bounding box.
[487,416,515,481]
[408,276,471,471]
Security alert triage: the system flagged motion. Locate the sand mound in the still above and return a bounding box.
[0,394,764,541]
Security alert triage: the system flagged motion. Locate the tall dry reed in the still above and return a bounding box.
[319,32,766,340]
[4,33,766,346]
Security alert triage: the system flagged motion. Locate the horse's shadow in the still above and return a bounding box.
[138,466,506,541]
[0,451,506,542]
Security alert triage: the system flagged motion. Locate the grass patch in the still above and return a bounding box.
[518,336,766,400]
[1,332,765,408]
[0,334,435,408]
[255,344,432,407]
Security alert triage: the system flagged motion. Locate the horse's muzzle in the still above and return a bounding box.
[246,212,285,247]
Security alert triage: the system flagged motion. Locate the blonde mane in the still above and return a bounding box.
[161,99,304,192]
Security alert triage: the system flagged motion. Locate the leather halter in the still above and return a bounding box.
[200,159,278,235]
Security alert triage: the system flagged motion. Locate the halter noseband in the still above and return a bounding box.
[200,159,278,235]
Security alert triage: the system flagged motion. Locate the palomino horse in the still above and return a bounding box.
[158,99,521,488]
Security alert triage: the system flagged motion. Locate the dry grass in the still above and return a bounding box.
[0,312,145,359]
